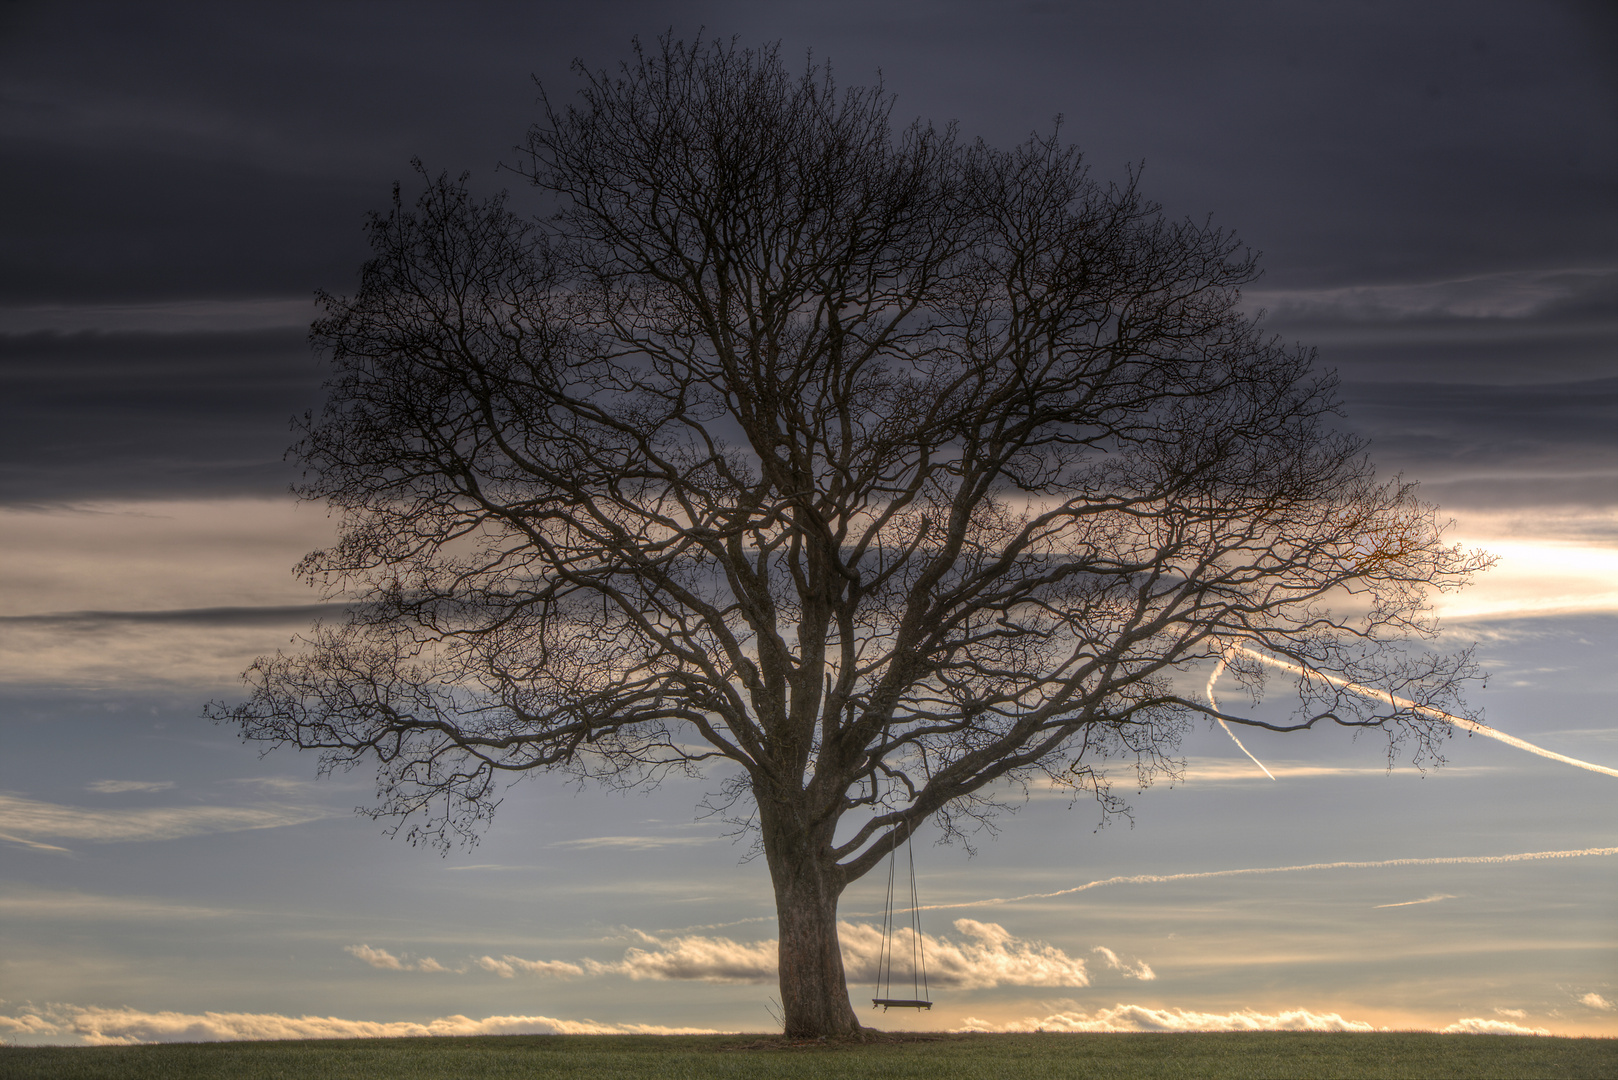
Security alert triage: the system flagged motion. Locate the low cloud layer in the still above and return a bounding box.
[1442,1017,1551,1036]
[960,1004,1376,1033]
[0,1004,720,1045]
[841,920,1090,989]
[353,920,1100,990]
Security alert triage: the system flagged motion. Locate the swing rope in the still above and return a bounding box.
[872,829,931,1010]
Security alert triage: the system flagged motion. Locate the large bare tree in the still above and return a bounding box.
[215,37,1487,1036]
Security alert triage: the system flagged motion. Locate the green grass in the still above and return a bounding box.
[2,1032,1614,1080]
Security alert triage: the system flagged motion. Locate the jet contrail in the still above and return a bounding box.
[1233,645,1618,779]
[677,848,1616,928]
[1373,893,1456,908]
[1206,655,1275,779]
[0,830,72,854]
[894,846,1618,914]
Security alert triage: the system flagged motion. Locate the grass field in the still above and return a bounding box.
[2,1031,1615,1080]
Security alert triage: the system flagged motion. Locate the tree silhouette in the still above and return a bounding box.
[214,36,1487,1036]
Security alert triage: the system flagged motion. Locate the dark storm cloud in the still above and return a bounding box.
[1255,267,1618,384]
[0,0,1611,505]
[0,327,316,502]
[1339,378,1618,510]
[0,603,345,627]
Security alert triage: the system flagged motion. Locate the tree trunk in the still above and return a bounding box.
[765,815,864,1037]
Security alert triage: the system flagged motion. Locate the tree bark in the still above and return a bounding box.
[764,811,863,1037]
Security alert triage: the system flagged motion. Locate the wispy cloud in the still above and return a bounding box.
[0,298,314,335]
[1242,267,1616,323]
[343,945,457,974]
[0,889,234,921]
[0,1004,721,1045]
[0,604,342,627]
[959,1004,1376,1033]
[86,780,174,794]
[474,955,584,979]
[1443,1017,1551,1035]
[548,836,713,851]
[0,793,330,843]
[224,777,321,796]
[1581,993,1615,1011]
[1495,1008,1528,1019]
[1373,893,1457,909]
[1091,946,1155,980]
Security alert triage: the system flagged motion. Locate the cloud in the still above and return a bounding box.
[0,1004,721,1045]
[475,955,513,977]
[0,605,341,628]
[226,777,320,796]
[346,944,405,970]
[0,499,337,685]
[85,780,174,794]
[340,944,456,973]
[1442,1017,1551,1035]
[1494,1008,1528,1019]
[959,1004,1376,1033]
[1580,993,1614,1011]
[584,933,778,984]
[474,955,583,979]
[549,836,714,851]
[0,1012,57,1035]
[0,298,315,335]
[1373,894,1457,909]
[0,889,233,921]
[1243,268,1616,324]
[474,921,1093,990]
[1091,946,1155,980]
[0,793,330,843]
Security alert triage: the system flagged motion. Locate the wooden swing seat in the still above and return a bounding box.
[872,998,932,1010]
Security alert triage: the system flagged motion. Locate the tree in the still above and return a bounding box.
[214,36,1488,1037]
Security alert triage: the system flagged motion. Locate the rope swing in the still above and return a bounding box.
[872,830,931,1010]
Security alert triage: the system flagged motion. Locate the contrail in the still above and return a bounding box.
[1206,655,1275,779]
[670,848,1615,928]
[883,846,1618,914]
[0,830,72,854]
[1233,645,1618,779]
[1373,893,1456,908]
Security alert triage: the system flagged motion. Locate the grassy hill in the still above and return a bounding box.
[4,1030,1614,1079]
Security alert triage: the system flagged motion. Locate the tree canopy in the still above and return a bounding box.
[215,36,1487,1036]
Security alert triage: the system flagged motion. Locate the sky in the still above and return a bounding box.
[0,0,1614,1046]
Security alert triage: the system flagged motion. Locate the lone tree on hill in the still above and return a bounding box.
[215,37,1487,1037]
